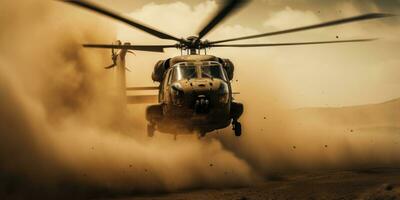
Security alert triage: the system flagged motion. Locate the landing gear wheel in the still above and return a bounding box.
[232,121,242,137]
[197,131,206,139]
[147,124,155,137]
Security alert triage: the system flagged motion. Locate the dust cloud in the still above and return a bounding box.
[217,73,400,176]
[0,1,399,199]
[0,1,252,198]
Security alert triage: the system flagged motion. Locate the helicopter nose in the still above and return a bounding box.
[189,79,214,92]
[187,79,216,113]
[194,95,210,113]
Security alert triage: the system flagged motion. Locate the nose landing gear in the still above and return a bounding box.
[232,121,242,136]
[196,130,207,139]
[230,102,243,137]
[147,124,155,137]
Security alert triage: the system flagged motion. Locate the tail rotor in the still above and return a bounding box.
[104,40,134,72]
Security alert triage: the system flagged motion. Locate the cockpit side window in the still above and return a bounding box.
[160,68,173,102]
[167,68,174,85]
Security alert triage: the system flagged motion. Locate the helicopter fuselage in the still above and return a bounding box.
[146,55,243,136]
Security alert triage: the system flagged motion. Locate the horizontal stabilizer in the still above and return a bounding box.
[126,86,159,91]
[127,95,158,104]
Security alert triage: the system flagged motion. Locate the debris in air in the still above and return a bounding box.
[385,184,394,191]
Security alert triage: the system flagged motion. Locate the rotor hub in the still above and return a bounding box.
[177,36,210,52]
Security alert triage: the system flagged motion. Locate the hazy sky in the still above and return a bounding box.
[89,0,400,107]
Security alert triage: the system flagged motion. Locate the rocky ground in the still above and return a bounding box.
[112,168,400,200]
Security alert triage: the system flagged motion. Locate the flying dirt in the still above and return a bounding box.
[0,1,400,200]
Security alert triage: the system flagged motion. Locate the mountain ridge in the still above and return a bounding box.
[293,97,400,128]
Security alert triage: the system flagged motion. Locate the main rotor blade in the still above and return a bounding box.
[210,13,394,44]
[210,38,377,48]
[82,44,176,53]
[62,0,181,42]
[198,0,248,39]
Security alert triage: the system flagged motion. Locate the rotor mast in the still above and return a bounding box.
[178,36,210,55]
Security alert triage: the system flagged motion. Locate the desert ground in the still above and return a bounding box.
[1,97,399,200]
[2,98,399,200]
[111,168,400,200]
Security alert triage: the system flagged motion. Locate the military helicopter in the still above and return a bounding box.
[62,0,393,137]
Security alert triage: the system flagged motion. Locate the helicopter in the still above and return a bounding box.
[62,0,394,138]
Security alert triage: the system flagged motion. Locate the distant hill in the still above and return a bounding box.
[294,98,400,128]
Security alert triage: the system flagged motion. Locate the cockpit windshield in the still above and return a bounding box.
[201,62,226,81]
[170,61,227,83]
[171,65,196,82]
